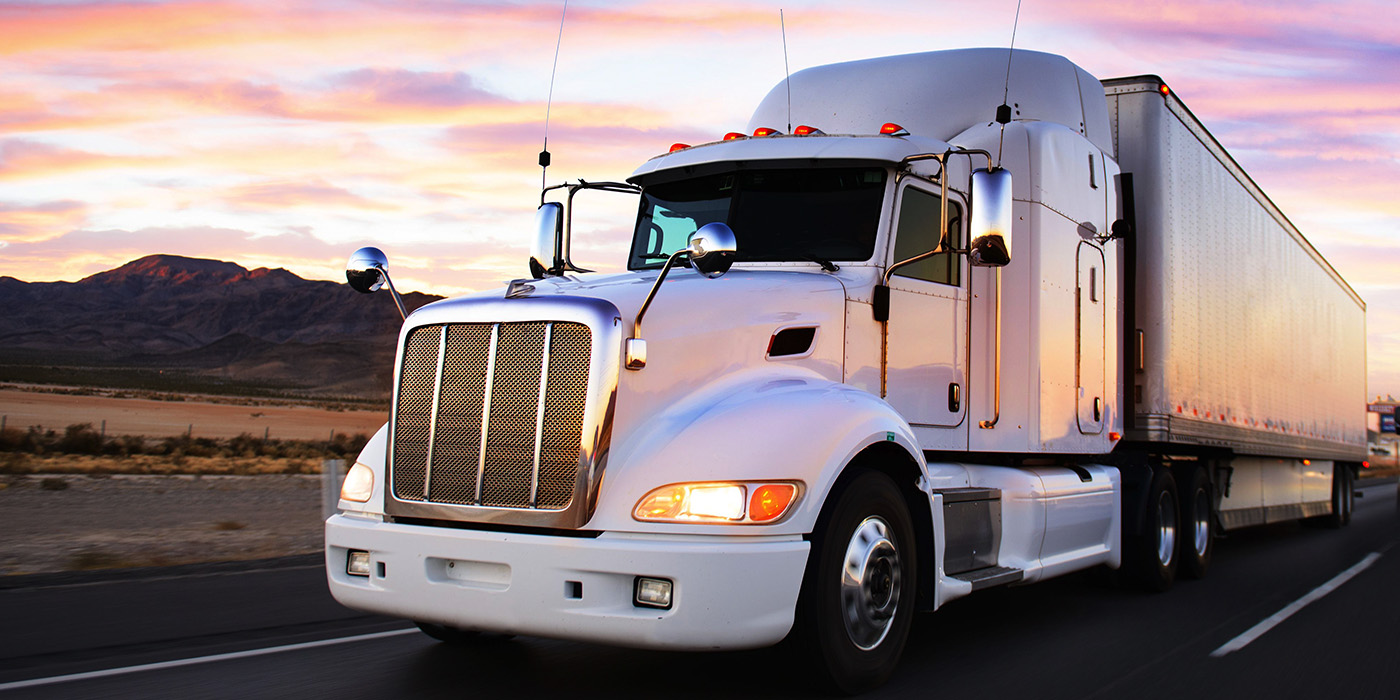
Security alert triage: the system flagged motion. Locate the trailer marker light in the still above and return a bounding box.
[347,550,371,577]
[1302,459,1311,466]
[1363,461,1370,469]
[752,127,781,137]
[880,122,910,136]
[1109,432,1122,442]
[635,577,673,609]
[723,132,745,141]
[793,124,823,135]
[669,143,690,153]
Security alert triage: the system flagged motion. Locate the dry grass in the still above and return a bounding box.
[2,453,326,476]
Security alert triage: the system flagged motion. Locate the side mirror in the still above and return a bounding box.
[346,246,390,293]
[530,202,563,278]
[686,222,738,279]
[345,246,407,319]
[969,168,1013,267]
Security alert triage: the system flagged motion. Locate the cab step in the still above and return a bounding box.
[949,565,1023,591]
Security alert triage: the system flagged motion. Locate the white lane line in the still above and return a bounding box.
[1211,552,1381,658]
[0,628,417,691]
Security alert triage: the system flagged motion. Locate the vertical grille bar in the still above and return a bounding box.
[474,324,500,504]
[421,325,449,498]
[530,323,553,506]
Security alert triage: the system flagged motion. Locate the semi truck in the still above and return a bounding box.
[326,48,1366,693]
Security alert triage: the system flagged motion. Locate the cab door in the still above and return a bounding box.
[883,182,967,440]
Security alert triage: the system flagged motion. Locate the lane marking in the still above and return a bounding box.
[1211,551,1381,658]
[0,628,417,691]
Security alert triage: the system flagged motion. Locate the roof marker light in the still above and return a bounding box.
[880,123,910,136]
[1159,84,1171,97]
[723,132,745,141]
[793,125,823,136]
[752,127,781,137]
[669,143,690,153]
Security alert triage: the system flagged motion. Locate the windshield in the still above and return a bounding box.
[628,166,887,269]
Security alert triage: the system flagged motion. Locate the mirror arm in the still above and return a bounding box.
[632,249,687,342]
[377,265,408,320]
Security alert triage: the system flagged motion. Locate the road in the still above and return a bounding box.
[2,479,1397,699]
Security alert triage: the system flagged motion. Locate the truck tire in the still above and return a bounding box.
[1177,467,1213,580]
[794,470,917,694]
[1322,464,1353,529]
[1125,467,1178,592]
[414,621,506,645]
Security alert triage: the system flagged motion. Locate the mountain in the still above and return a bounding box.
[0,255,443,398]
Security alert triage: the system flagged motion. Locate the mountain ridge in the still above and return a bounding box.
[0,255,443,398]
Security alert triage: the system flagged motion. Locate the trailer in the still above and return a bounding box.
[326,48,1366,693]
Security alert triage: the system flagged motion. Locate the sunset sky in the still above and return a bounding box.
[1,0,1398,396]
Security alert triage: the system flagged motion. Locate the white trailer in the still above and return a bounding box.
[326,49,1366,693]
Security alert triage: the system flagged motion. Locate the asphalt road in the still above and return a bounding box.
[2,479,1397,699]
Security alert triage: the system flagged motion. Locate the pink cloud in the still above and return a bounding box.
[221,179,399,212]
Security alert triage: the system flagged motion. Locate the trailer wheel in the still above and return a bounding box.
[795,470,916,694]
[1177,467,1213,580]
[1322,464,1353,529]
[1126,467,1178,592]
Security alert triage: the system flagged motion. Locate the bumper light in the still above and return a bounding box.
[347,550,371,577]
[633,481,802,524]
[635,577,673,609]
[340,462,375,503]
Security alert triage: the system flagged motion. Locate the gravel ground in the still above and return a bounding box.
[0,474,326,576]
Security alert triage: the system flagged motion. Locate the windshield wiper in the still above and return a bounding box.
[799,254,840,272]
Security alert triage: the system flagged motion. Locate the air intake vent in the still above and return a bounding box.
[767,327,816,358]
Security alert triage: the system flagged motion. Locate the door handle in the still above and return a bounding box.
[949,383,961,413]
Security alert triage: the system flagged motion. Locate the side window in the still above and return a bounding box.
[891,186,962,286]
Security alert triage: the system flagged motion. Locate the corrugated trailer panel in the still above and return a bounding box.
[1106,79,1366,461]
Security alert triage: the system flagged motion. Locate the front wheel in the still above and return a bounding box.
[794,470,917,694]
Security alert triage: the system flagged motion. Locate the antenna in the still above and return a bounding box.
[781,9,792,133]
[540,0,568,192]
[995,0,1023,167]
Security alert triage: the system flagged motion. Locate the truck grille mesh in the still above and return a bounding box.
[391,322,592,510]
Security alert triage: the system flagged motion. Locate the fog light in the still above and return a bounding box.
[634,577,673,609]
[347,550,371,577]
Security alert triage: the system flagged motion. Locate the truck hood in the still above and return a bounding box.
[409,267,850,483]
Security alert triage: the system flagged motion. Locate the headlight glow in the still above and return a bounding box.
[634,481,802,524]
[340,462,375,503]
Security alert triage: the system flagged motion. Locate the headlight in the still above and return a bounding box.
[633,481,800,524]
[340,462,375,503]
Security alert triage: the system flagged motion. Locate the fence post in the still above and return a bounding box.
[322,459,347,521]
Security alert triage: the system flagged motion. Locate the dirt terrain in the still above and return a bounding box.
[0,387,386,440]
[0,473,327,576]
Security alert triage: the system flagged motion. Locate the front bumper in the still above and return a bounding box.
[325,514,810,650]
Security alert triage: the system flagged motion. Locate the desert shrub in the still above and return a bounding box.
[58,423,104,454]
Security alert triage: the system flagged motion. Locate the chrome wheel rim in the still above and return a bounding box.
[1156,490,1177,567]
[840,516,901,651]
[1192,487,1210,557]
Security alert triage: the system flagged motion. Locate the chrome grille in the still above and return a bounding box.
[392,321,592,511]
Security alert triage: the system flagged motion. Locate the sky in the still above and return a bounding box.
[1,0,1398,397]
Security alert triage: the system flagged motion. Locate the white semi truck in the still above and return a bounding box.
[326,49,1366,692]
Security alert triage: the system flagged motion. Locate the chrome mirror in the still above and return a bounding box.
[626,222,739,370]
[345,246,407,319]
[686,222,738,279]
[346,247,389,293]
[530,202,563,278]
[968,168,1013,267]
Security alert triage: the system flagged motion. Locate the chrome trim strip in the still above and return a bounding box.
[421,325,449,499]
[530,323,553,507]
[475,323,500,504]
